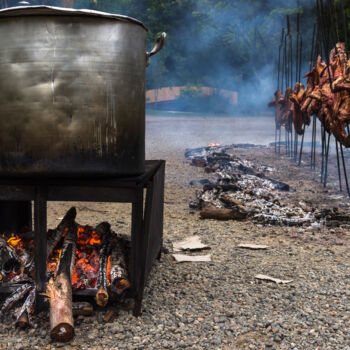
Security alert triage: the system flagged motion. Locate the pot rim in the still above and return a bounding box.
[0,5,148,31]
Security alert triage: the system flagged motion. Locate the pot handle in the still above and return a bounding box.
[146,32,167,66]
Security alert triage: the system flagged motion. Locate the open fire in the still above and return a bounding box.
[0,207,130,341]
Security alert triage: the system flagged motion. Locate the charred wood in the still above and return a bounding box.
[200,207,248,221]
[103,307,119,323]
[72,302,94,317]
[47,207,77,258]
[0,283,33,319]
[95,222,112,307]
[110,237,130,296]
[15,287,36,329]
[0,238,21,275]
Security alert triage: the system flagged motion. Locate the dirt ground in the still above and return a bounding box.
[0,114,349,349]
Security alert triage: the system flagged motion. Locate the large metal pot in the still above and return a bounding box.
[0,6,165,177]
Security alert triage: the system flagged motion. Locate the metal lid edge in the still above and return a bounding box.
[0,5,148,31]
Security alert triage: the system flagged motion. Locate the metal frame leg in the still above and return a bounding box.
[34,186,47,293]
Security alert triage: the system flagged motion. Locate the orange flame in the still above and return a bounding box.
[5,225,112,292]
[7,235,23,249]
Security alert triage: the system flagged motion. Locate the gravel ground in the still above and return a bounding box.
[0,115,350,349]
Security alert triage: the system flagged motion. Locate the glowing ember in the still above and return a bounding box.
[2,225,119,291]
[7,235,24,249]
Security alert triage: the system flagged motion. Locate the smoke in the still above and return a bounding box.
[144,0,316,114]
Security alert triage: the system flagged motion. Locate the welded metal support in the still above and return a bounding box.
[0,160,165,318]
[34,186,47,293]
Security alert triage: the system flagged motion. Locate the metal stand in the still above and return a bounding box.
[0,160,165,317]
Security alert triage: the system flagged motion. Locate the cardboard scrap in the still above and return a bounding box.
[172,254,211,263]
[173,236,209,252]
[238,243,269,250]
[255,274,293,284]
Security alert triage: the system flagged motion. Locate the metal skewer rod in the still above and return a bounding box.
[340,143,350,197]
[298,124,306,166]
[335,140,342,191]
[323,131,331,187]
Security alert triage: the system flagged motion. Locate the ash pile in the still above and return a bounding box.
[186,145,338,227]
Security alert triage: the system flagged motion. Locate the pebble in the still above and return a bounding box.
[0,144,349,349]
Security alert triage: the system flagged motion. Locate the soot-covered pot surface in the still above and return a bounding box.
[0,6,165,177]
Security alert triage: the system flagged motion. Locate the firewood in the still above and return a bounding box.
[110,237,130,296]
[15,311,29,329]
[72,302,94,317]
[47,207,77,257]
[95,222,112,307]
[0,238,21,275]
[0,283,34,319]
[103,307,119,323]
[15,287,36,328]
[200,207,248,221]
[47,224,77,342]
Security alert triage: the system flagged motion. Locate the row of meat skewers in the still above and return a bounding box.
[270,42,350,149]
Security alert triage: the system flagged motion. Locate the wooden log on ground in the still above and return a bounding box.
[200,207,248,221]
[0,283,33,319]
[110,237,130,296]
[72,302,94,317]
[15,287,36,328]
[95,222,112,307]
[46,223,77,342]
[103,307,119,323]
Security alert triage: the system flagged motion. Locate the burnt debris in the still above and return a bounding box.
[186,145,346,227]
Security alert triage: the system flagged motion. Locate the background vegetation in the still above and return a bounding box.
[4,0,350,112]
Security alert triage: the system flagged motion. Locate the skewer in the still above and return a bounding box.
[340,144,350,197]
[298,124,306,166]
[323,132,331,187]
[335,140,342,191]
[320,124,326,182]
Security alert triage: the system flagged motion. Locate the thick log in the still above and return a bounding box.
[15,287,36,328]
[200,207,248,221]
[110,237,130,295]
[47,224,77,342]
[95,223,112,307]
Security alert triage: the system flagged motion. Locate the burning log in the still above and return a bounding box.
[47,207,77,257]
[15,287,36,329]
[0,238,21,276]
[95,222,112,307]
[200,207,248,221]
[46,223,77,342]
[110,236,130,296]
[0,283,33,319]
[72,302,94,317]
